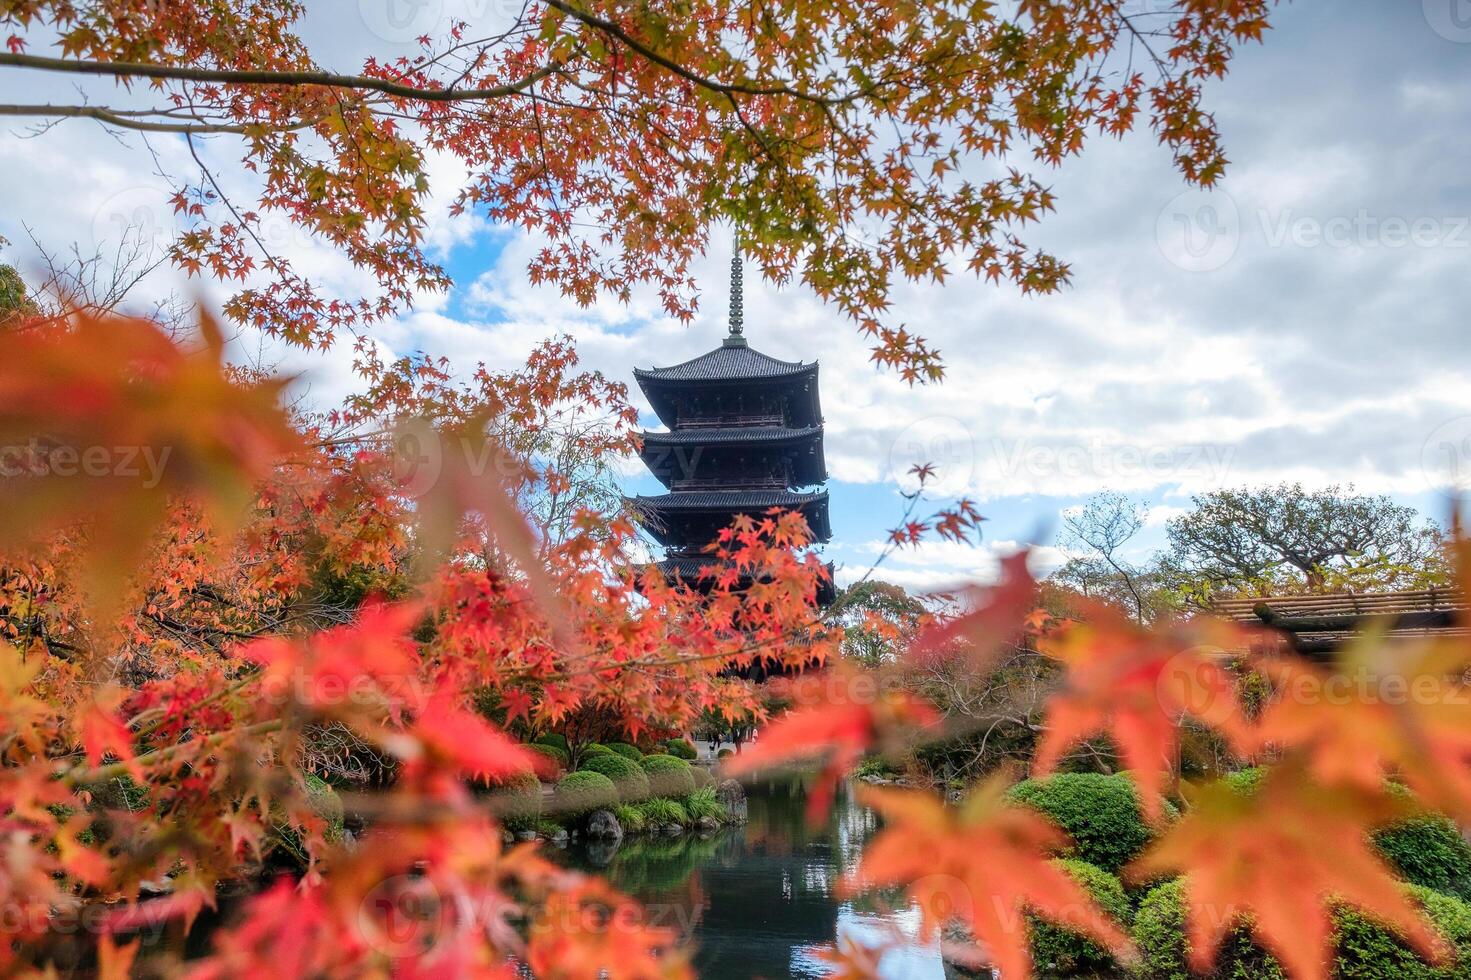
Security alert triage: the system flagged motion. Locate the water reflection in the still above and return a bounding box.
[557,777,945,979]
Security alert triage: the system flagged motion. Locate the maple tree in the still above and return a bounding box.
[1,0,1273,378]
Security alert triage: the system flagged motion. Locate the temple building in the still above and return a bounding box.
[628,247,835,606]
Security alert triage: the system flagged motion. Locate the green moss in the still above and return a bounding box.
[1029,859,1130,978]
[1008,773,1175,873]
[640,753,697,798]
[579,753,651,802]
[552,771,618,818]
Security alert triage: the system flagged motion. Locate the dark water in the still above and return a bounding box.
[556,777,945,979]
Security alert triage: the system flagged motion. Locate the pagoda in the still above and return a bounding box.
[629,245,835,606]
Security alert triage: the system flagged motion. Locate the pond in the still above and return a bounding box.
[555,777,949,979]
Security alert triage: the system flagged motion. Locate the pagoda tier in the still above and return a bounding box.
[656,553,838,606]
[627,488,831,547]
[633,338,822,430]
[639,424,826,490]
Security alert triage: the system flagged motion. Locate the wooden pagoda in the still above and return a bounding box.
[628,246,835,606]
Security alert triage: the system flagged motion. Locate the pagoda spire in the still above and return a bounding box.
[724,229,746,347]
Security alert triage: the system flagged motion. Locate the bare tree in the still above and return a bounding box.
[1059,492,1149,621]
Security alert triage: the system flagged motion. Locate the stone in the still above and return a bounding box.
[585,808,624,843]
[549,828,570,845]
[515,829,537,842]
[695,816,720,832]
[660,822,684,835]
[716,779,748,824]
[502,829,515,846]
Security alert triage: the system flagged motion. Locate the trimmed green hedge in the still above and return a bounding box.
[1029,859,1130,978]
[552,771,618,818]
[1132,878,1471,980]
[527,742,569,771]
[664,738,698,760]
[717,748,734,759]
[1008,773,1176,873]
[487,771,542,831]
[579,753,651,802]
[583,743,614,758]
[606,742,643,762]
[533,733,568,751]
[641,754,697,798]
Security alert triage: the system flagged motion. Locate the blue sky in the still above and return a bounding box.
[2,0,1469,592]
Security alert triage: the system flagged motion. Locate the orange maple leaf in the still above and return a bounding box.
[1034,603,1256,820]
[849,779,1135,979]
[1128,763,1448,980]
[908,550,1038,669]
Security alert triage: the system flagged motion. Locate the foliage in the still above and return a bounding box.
[681,787,726,824]
[529,742,570,772]
[552,771,619,819]
[829,580,929,667]
[583,743,615,758]
[717,748,733,759]
[636,798,690,828]
[664,738,698,760]
[268,775,343,867]
[1162,484,1449,598]
[1377,814,1471,903]
[534,733,570,752]
[1029,859,1132,978]
[641,754,698,799]
[611,803,645,834]
[579,753,652,802]
[485,771,544,832]
[1009,773,1176,874]
[1132,878,1471,980]
[606,742,643,762]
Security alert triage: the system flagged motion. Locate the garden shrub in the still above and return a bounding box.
[583,743,614,758]
[690,765,714,790]
[552,771,618,819]
[1227,768,1471,901]
[717,748,733,759]
[1132,878,1471,980]
[636,797,689,827]
[487,771,542,831]
[1008,773,1175,873]
[1029,859,1130,978]
[606,742,643,762]
[579,753,651,802]
[681,787,726,824]
[533,733,568,751]
[641,754,697,798]
[527,743,569,772]
[1377,815,1471,901]
[665,738,698,761]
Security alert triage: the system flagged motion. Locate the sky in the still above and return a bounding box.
[2,0,1469,593]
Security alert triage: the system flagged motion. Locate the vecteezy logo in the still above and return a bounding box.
[1421,416,1471,498]
[887,416,976,497]
[1424,0,1471,42]
[90,187,178,264]
[359,0,445,43]
[1156,189,1241,273]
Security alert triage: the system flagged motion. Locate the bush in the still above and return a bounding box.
[1227,769,1471,902]
[486,771,542,832]
[1132,878,1471,980]
[583,743,614,758]
[717,748,734,759]
[533,733,568,751]
[636,798,689,827]
[665,738,698,761]
[527,742,569,772]
[1029,859,1130,978]
[552,771,618,818]
[1008,773,1175,873]
[691,765,714,790]
[606,742,643,762]
[613,803,646,833]
[641,754,697,798]
[682,787,727,824]
[579,753,651,802]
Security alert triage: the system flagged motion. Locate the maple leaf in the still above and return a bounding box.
[909,550,1037,670]
[410,690,537,783]
[96,936,139,980]
[723,673,938,822]
[1128,763,1448,980]
[1033,603,1256,820]
[76,687,142,780]
[526,879,692,980]
[849,779,1135,978]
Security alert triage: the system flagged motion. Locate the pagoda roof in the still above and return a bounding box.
[640,424,822,447]
[627,488,831,544]
[633,339,817,386]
